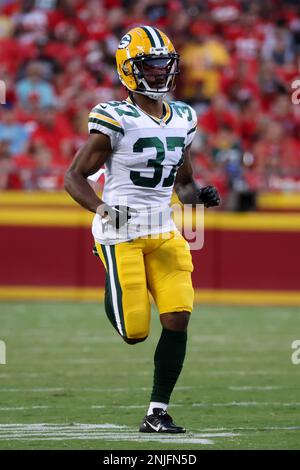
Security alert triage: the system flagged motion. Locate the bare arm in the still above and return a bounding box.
[174,145,199,204]
[175,146,221,208]
[64,133,112,213]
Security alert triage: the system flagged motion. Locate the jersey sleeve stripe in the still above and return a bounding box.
[89,112,121,128]
[88,118,125,135]
[93,107,117,121]
[187,125,197,135]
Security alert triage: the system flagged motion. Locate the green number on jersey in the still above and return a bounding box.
[171,102,192,121]
[130,137,165,188]
[107,101,141,118]
[130,137,185,188]
[162,137,185,187]
[115,104,140,118]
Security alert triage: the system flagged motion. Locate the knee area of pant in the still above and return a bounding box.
[123,336,148,345]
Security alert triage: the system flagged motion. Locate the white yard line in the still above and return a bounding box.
[0,423,217,444]
[0,424,298,432]
[228,386,287,391]
[0,406,49,411]
[205,370,292,376]
[0,435,215,444]
[1,399,300,411]
[0,404,181,411]
[0,388,66,393]
[1,400,299,411]
[0,423,130,431]
[192,402,300,407]
[0,385,195,393]
[0,422,299,445]
[197,426,300,432]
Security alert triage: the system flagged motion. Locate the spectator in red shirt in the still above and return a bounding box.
[237,97,265,148]
[220,59,260,103]
[30,106,74,166]
[199,93,238,135]
[253,120,300,186]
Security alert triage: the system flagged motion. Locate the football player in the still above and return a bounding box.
[65,26,220,433]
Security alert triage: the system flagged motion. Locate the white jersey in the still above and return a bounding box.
[88,97,197,245]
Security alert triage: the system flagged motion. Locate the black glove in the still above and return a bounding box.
[98,203,137,229]
[197,186,220,208]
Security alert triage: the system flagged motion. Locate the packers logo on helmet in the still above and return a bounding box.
[116,26,179,101]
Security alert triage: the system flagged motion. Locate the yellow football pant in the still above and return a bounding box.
[95,231,194,340]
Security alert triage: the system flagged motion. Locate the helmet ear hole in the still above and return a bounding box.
[122,64,130,75]
[122,60,134,77]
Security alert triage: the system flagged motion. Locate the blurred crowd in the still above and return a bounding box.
[0,0,300,210]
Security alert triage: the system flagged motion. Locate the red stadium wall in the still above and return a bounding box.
[0,192,300,305]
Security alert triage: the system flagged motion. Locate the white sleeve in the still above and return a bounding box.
[186,105,198,147]
[87,168,106,182]
[88,103,124,149]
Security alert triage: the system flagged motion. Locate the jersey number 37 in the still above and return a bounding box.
[130,136,185,188]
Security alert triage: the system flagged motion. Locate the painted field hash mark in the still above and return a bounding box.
[0,423,241,445]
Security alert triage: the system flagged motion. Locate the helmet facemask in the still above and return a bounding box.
[123,52,179,101]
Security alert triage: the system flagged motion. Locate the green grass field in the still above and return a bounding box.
[0,302,299,450]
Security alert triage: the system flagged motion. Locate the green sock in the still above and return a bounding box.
[150,328,187,404]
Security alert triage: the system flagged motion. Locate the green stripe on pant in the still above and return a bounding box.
[101,245,126,338]
[109,245,126,337]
